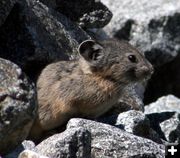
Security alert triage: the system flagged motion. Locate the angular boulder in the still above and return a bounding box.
[41,0,113,29]
[68,119,165,157]
[36,127,91,158]
[28,118,165,157]
[0,0,90,80]
[0,58,37,155]
[145,95,180,143]
[99,110,162,144]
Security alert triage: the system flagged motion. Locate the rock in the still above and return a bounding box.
[26,118,165,157]
[42,0,113,29]
[99,110,162,144]
[145,95,180,143]
[0,0,90,81]
[160,113,180,143]
[67,119,165,157]
[19,150,48,158]
[115,111,161,142]
[35,127,91,158]
[0,0,17,26]
[145,95,180,113]
[5,140,36,158]
[0,58,37,155]
[57,0,112,29]
[147,112,180,143]
[101,0,180,66]
[22,141,36,151]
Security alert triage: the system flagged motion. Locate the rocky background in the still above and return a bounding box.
[0,0,180,157]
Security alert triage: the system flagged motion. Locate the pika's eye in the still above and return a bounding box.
[128,55,137,63]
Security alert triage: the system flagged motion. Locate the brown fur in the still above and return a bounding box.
[29,39,153,139]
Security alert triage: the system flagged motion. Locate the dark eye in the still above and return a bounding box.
[128,55,137,63]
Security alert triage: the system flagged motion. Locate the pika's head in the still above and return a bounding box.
[78,39,153,84]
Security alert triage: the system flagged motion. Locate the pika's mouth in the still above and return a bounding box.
[135,67,154,81]
[126,66,153,82]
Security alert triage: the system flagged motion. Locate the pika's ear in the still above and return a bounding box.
[78,40,104,62]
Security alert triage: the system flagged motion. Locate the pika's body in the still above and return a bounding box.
[30,39,153,138]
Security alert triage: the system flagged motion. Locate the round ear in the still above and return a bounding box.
[78,40,104,62]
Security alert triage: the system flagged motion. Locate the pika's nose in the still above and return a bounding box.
[141,65,153,77]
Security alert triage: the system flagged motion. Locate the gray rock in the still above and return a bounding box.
[101,0,180,66]
[43,0,113,29]
[0,0,90,80]
[145,95,180,113]
[145,95,180,143]
[160,113,180,143]
[115,110,155,137]
[35,128,91,158]
[0,0,17,26]
[5,140,36,158]
[0,58,37,155]
[17,119,165,157]
[67,119,165,157]
[22,140,36,151]
[99,110,162,144]
[19,150,48,158]
[28,118,165,157]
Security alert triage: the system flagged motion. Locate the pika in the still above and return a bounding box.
[29,39,153,139]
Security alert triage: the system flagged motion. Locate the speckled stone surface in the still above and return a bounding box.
[0,0,90,80]
[32,118,165,158]
[145,95,180,143]
[43,0,113,28]
[0,58,37,154]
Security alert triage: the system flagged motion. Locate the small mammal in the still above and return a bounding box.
[29,39,153,139]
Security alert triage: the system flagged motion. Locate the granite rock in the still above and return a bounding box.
[145,95,180,113]
[0,0,90,80]
[68,119,165,157]
[35,127,91,158]
[41,0,113,29]
[145,95,180,143]
[160,113,180,143]
[19,150,48,158]
[99,110,162,144]
[0,58,37,155]
[20,118,165,157]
